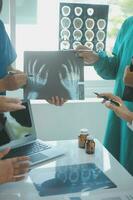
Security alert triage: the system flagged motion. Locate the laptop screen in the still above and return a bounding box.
[0,100,36,150]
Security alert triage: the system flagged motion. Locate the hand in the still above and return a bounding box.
[26,59,48,99]
[0,148,30,184]
[0,96,25,112]
[76,45,99,65]
[59,59,80,99]
[1,71,27,91]
[123,66,133,87]
[47,96,67,106]
[99,93,133,123]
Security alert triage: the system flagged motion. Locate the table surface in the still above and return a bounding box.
[0,139,133,200]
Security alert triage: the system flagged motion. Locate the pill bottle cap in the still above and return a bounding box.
[80,128,88,133]
[86,135,94,140]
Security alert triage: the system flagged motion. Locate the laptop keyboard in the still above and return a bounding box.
[2,141,51,159]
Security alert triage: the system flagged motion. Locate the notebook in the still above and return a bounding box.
[0,100,65,166]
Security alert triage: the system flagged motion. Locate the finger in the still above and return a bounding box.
[51,96,55,104]
[78,51,90,59]
[3,97,22,104]
[55,96,60,106]
[17,156,30,162]
[14,160,30,170]
[14,163,30,176]
[14,167,29,176]
[99,93,122,103]
[11,156,29,164]
[102,99,107,104]
[105,101,118,112]
[98,92,112,97]
[0,147,11,158]
[76,45,88,51]
[5,103,25,112]
[78,52,85,58]
[60,98,67,105]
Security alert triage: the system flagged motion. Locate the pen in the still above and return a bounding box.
[8,71,33,77]
[94,92,121,107]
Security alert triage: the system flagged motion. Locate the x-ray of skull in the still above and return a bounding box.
[24,51,84,100]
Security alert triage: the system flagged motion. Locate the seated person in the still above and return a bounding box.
[0,96,30,184]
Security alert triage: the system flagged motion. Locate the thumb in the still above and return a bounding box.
[0,147,11,159]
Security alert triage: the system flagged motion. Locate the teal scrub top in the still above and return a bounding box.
[94,16,133,175]
[0,19,17,79]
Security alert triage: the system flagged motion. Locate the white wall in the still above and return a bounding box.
[31,99,108,143]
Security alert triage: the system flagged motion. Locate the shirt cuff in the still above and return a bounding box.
[127,121,133,131]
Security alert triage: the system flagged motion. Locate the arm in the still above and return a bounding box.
[94,18,130,80]
[93,51,119,80]
[0,72,27,92]
[76,45,119,80]
[76,18,129,80]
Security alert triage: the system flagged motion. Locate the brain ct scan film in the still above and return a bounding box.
[59,3,109,52]
[30,163,117,197]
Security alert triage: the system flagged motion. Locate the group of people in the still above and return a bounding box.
[0,0,133,185]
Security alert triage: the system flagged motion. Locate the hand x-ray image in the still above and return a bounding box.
[30,163,116,197]
[24,51,84,100]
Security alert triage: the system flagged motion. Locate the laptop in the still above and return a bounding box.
[0,100,65,166]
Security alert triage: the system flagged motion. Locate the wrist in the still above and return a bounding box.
[0,79,6,92]
[93,53,99,64]
[127,111,133,124]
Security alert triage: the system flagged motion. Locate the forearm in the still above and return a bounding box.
[94,51,119,80]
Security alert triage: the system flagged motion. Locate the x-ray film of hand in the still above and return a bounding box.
[59,59,80,99]
[27,59,48,99]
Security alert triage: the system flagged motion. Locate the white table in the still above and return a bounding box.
[0,139,133,200]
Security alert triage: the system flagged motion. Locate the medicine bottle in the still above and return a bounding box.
[85,135,95,154]
[78,128,89,148]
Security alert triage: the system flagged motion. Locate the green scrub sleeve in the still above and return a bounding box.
[93,17,128,80]
[93,51,119,80]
